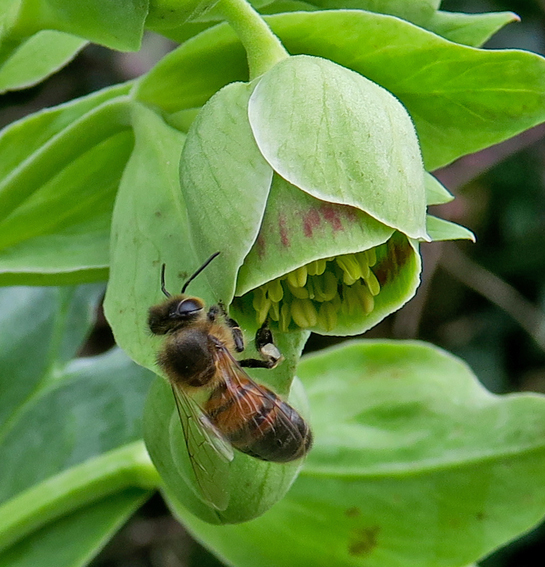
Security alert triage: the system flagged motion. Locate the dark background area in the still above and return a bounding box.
[2,1,545,565]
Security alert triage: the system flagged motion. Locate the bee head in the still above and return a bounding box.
[148,295,206,335]
[148,255,220,335]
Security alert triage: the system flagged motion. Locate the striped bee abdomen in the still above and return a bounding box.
[204,379,312,463]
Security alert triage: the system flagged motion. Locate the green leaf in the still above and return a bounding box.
[0,89,133,285]
[0,489,148,567]
[0,82,131,181]
[0,285,157,556]
[0,96,132,222]
[146,0,221,29]
[154,0,445,44]
[144,18,214,46]
[103,103,194,371]
[180,81,274,303]
[9,0,148,52]
[199,0,438,25]
[0,285,102,432]
[145,1,514,54]
[425,173,453,205]
[427,10,520,48]
[249,55,427,240]
[0,30,86,93]
[0,348,154,504]
[0,130,133,286]
[169,341,545,567]
[0,441,155,554]
[133,28,248,112]
[138,11,545,170]
[0,221,109,286]
[258,0,315,14]
[426,215,475,242]
[302,0,438,25]
[259,0,517,48]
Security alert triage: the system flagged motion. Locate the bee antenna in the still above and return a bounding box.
[160,264,172,298]
[182,251,221,294]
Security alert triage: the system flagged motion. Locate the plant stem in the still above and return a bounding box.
[217,0,289,80]
[0,441,159,554]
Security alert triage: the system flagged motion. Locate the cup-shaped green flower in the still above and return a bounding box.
[180,54,447,337]
[139,53,472,525]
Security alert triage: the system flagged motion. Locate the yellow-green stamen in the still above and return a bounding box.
[287,265,308,288]
[291,298,318,328]
[248,243,385,331]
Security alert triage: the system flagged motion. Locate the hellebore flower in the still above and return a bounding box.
[137,53,472,525]
[180,54,469,337]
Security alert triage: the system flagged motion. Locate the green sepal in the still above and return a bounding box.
[105,103,310,523]
[425,173,454,206]
[248,55,428,241]
[235,175,394,295]
[179,81,273,304]
[104,103,194,371]
[426,215,475,242]
[235,230,421,337]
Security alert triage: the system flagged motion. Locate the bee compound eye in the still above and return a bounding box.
[175,298,202,318]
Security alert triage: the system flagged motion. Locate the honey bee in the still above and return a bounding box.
[148,252,312,508]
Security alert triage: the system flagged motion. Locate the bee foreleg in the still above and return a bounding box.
[207,305,221,322]
[214,302,245,353]
[255,321,274,353]
[239,322,283,369]
[238,357,279,369]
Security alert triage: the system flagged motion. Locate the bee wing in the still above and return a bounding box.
[213,346,309,456]
[212,345,264,413]
[170,384,234,511]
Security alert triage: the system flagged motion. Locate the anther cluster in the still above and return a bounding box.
[251,245,383,332]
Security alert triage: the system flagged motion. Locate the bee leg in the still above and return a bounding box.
[207,304,221,322]
[239,322,283,369]
[214,302,245,353]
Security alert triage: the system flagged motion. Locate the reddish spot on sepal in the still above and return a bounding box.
[303,208,321,237]
[256,233,266,258]
[279,215,290,247]
[302,202,358,237]
[374,235,412,286]
[320,203,344,231]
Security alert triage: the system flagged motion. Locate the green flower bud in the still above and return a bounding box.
[151,53,474,524]
[177,54,473,338]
